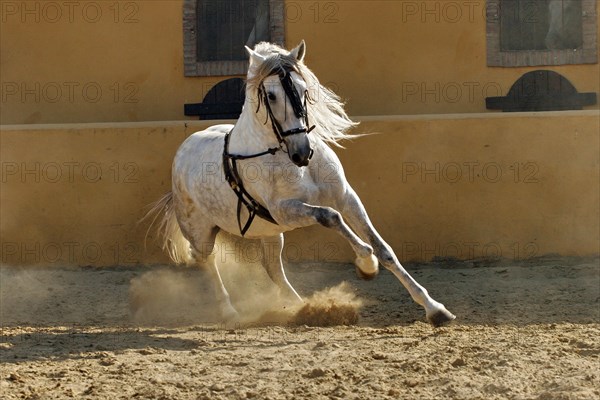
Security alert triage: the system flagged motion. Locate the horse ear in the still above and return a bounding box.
[246,46,266,71]
[290,40,306,62]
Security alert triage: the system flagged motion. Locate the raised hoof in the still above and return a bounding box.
[355,254,379,280]
[426,308,456,328]
[355,265,378,280]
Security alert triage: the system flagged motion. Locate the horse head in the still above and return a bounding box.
[245,41,314,167]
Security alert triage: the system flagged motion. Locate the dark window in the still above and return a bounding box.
[196,0,270,62]
[183,0,284,76]
[487,0,597,66]
[500,0,582,51]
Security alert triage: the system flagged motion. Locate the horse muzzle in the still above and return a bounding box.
[284,125,314,167]
[290,146,313,167]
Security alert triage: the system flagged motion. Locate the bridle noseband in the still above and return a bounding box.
[223,63,316,236]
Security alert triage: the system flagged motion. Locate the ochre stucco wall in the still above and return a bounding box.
[1,0,598,124]
[2,111,598,266]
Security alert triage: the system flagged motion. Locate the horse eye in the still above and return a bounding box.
[267,92,276,102]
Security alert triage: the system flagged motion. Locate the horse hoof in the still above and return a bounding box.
[426,307,456,328]
[221,305,240,324]
[355,265,378,280]
[355,254,379,280]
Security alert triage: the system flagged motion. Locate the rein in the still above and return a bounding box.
[223,64,315,236]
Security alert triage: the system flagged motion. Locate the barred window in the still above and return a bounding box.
[183,0,284,76]
[487,0,597,66]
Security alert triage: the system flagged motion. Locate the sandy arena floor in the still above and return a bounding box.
[1,256,598,399]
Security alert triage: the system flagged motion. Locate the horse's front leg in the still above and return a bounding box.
[260,234,303,303]
[341,188,456,327]
[272,199,377,268]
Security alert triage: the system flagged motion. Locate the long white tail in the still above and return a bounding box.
[142,192,191,264]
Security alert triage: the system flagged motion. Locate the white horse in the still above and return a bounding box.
[150,41,455,327]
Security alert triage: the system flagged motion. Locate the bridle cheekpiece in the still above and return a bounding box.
[256,65,316,153]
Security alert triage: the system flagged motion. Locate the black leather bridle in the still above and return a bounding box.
[258,66,316,150]
[223,64,315,236]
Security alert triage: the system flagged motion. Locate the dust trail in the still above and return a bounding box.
[129,268,220,326]
[128,249,286,326]
[0,266,131,326]
[129,266,362,327]
[0,267,54,326]
[128,236,364,327]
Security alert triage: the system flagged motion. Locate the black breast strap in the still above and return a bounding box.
[223,129,278,236]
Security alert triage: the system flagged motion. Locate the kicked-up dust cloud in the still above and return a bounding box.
[128,256,363,328]
[290,282,362,326]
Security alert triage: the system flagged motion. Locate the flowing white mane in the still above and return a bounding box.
[245,42,358,147]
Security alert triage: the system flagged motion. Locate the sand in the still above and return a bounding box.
[1,256,598,399]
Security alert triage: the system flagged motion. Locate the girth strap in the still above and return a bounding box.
[223,129,278,236]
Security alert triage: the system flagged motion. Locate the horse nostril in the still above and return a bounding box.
[291,153,302,165]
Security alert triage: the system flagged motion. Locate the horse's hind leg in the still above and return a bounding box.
[186,226,239,322]
[260,234,302,303]
[340,188,455,327]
